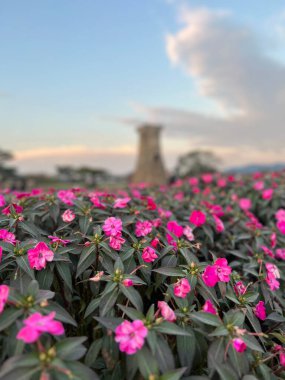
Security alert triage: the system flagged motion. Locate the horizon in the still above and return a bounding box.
[1,0,285,175]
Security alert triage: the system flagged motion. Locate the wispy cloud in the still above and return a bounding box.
[134,6,285,165]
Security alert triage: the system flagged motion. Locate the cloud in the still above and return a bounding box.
[135,7,285,165]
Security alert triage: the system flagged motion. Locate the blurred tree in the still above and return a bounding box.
[174,150,221,178]
[0,148,17,183]
[57,166,110,186]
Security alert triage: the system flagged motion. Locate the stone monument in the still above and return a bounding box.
[132,124,167,185]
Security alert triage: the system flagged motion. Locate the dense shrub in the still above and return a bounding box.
[1,171,285,379]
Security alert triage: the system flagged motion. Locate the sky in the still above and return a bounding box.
[1,0,285,175]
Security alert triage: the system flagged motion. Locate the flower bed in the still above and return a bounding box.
[1,171,285,379]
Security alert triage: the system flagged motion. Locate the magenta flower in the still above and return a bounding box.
[254,301,266,321]
[173,278,191,298]
[61,209,75,222]
[27,242,54,271]
[234,281,247,296]
[17,312,64,343]
[276,249,285,260]
[202,258,232,287]
[239,198,252,211]
[189,210,206,227]
[262,188,273,200]
[213,215,224,233]
[0,285,9,314]
[103,217,123,237]
[280,352,285,367]
[166,220,184,247]
[202,299,217,315]
[276,209,285,222]
[57,190,76,206]
[122,279,133,287]
[113,197,131,209]
[0,229,16,245]
[0,246,2,263]
[135,220,152,237]
[2,203,23,216]
[115,320,148,355]
[277,220,285,235]
[232,338,247,353]
[109,233,125,251]
[158,301,176,322]
[142,246,158,263]
[0,195,6,207]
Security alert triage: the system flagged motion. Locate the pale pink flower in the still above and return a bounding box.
[254,301,266,321]
[151,218,161,228]
[266,263,280,279]
[135,220,152,237]
[115,320,148,355]
[202,299,216,315]
[189,210,206,227]
[0,229,16,245]
[27,242,54,271]
[109,234,125,251]
[103,217,123,237]
[173,278,191,298]
[158,301,176,322]
[183,226,194,241]
[57,190,76,206]
[48,236,70,246]
[142,246,158,263]
[0,285,9,314]
[0,195,6,207]
[265,262,280,291]
[234,281,247,296]
[61,209,75,223]
[113,197,131,209]
[90,271,104,282]
[17,312,64,343]
[239,198,252,211]
[232,338,247,353]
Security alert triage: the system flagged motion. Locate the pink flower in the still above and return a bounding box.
[280,352,285,367]
[122,279,133,287]
[166,220,183,247]
[103,217,123,237]
[239,198,252,211]
[266,262,280,278]
[261,245,274,258]
[0,195,6,207]
[254,301,266,321]
[0,285,9,314]
[113,197,131,209]
[48,236,70,246]
[253,181,264,190]
[270,232,277,248]
[57,190,76,206]
[232,338,247,353]
[151,237,160,248]
[265,263,280,291]
[189,177,199,186]
[262,189,273,200]
[276,249,285,260]
[276,209,285,222]
[17,312,64,343]
[61,209,75,223]
[202,258,232,287]
[90,271,104,282]
[142,246,158,263]
[135,220,152,237]
[0,246,2,263]
[183,226,194,241]
[109,234,125,251]
[2,203,23,216]
[201,173,213,184]
[234,281,247,296]
[158,301,176,322]
[202,299,216,315]
[189,210,206,227]
[173,278,191,298]
[277,220,285,235]
[115,320,148,355]
[27,242,54,271]
[213,215,224,233]
[0,229,16,245]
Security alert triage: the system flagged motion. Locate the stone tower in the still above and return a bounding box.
[132,124,167,185]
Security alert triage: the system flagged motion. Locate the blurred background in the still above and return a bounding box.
[1,0,285,188]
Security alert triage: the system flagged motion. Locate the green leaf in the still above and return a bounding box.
[84,339,103,367]
[160,368,187,380]
[191,312,222,327]
[94,317,123,331]
[177,326,195,375]
[153,267,184,277]
[99,287,119,316]
[84,298,100,318]
[76,245,96,278]
[154,321,192,336]
[45,301,77,326]
[136,347,159,379]
[56,261,73,291]
[119,285,143,312]
[0,308,23,332]
[16,256,35,279]
[117,305,145,320]
[56,337,87,360]
[155,336,175,372]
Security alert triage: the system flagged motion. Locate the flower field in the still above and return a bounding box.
[1,171,285,379]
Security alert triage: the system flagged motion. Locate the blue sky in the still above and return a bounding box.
[1,0,285,174]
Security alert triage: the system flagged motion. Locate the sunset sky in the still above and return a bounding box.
[1,0,285,174]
